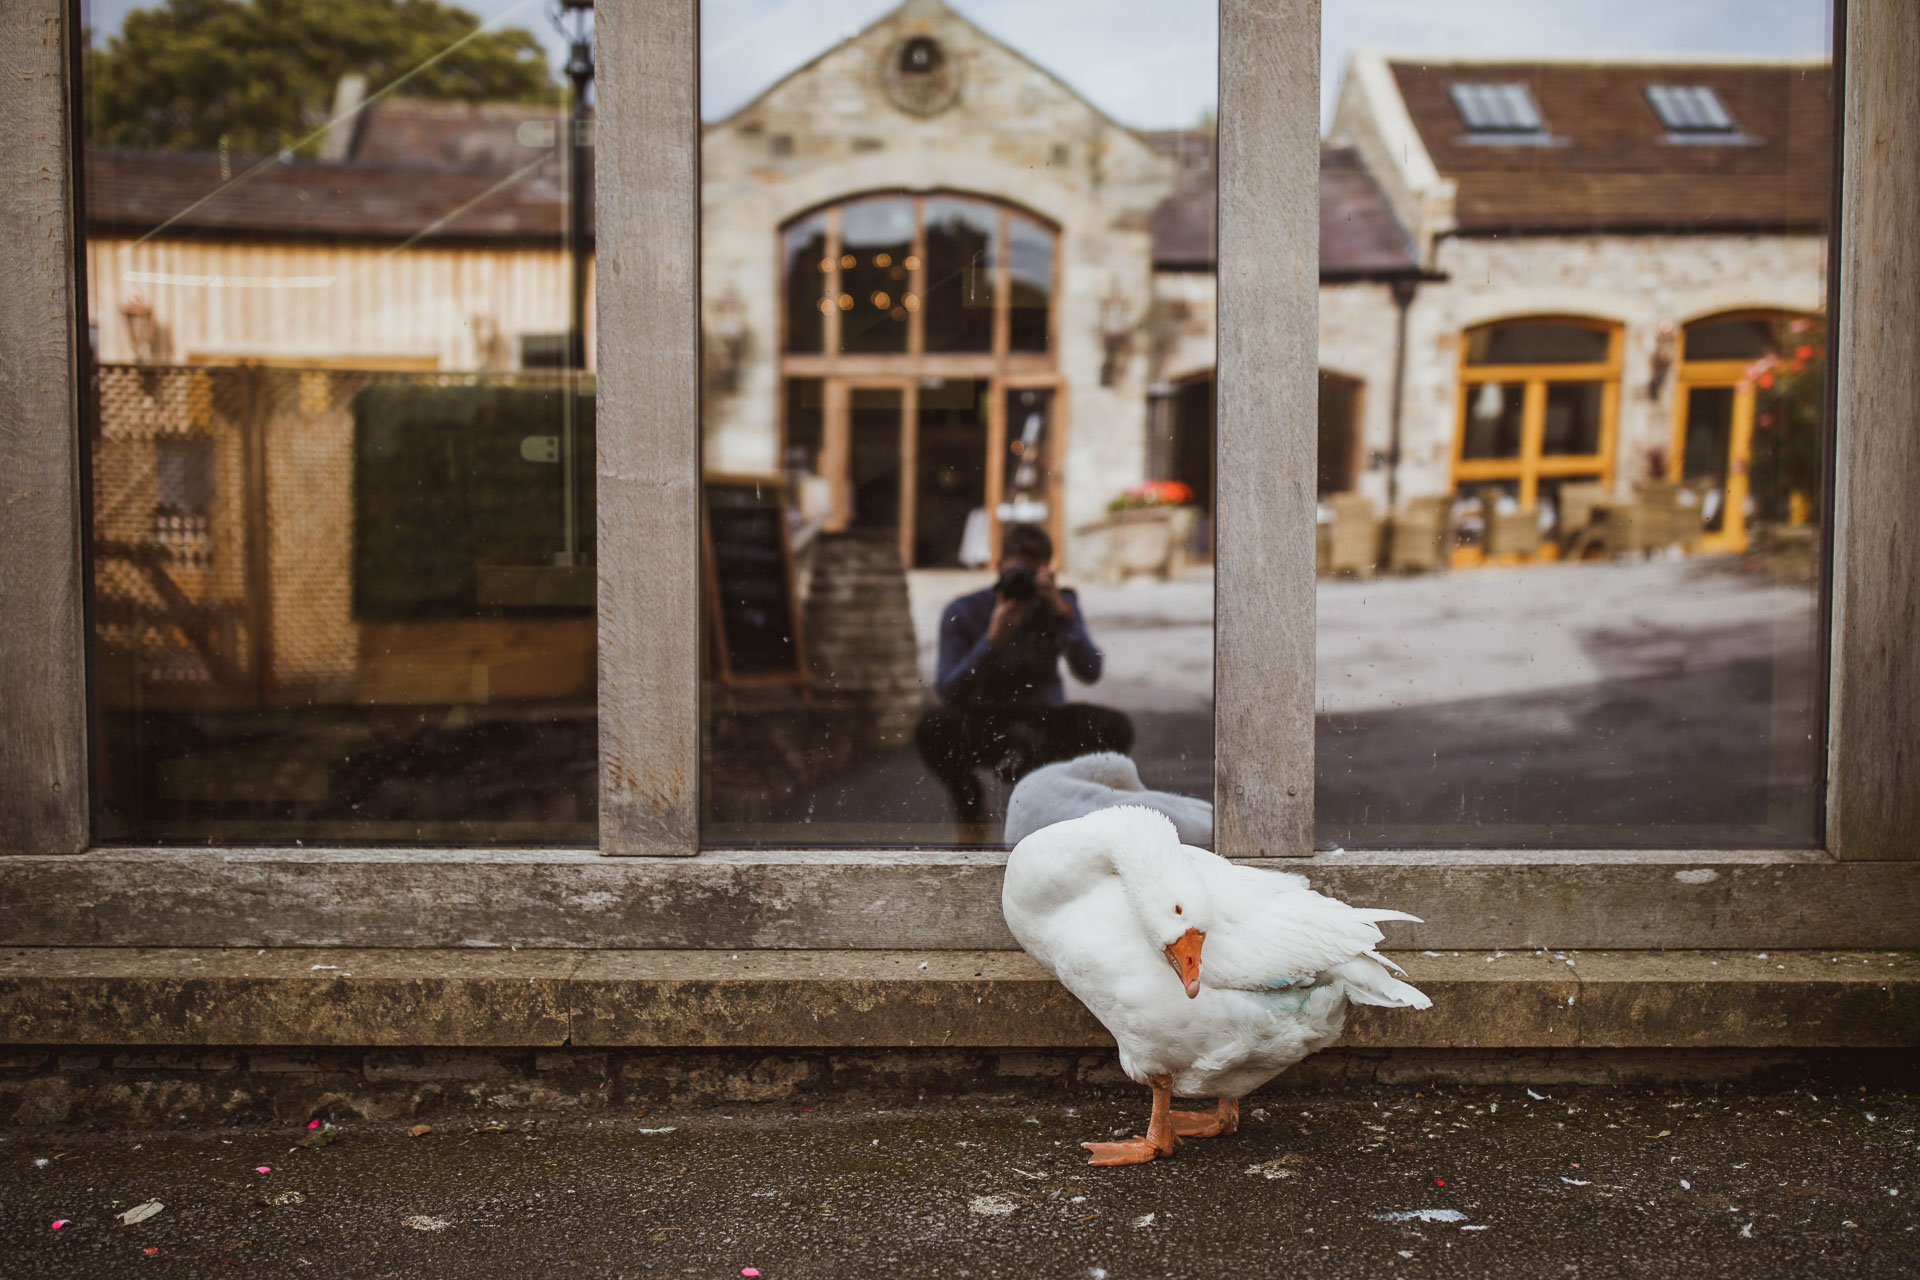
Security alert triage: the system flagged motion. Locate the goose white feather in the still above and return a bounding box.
[1003,805,1429,1102]
[1004,752,1214,848]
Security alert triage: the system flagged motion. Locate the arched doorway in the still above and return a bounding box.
[778,192,1061,567]
[1670,310,1822,553]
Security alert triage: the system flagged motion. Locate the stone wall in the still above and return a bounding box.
[1392,232,1830,503]
[700,0,1178,570]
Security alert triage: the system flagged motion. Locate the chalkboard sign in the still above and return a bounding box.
[703,477,809,686]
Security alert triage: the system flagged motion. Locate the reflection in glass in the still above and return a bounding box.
[1316,13,1830,847]
[838,199,914,355]
[1007,213,1054,352]
[701,1,1217,846]
[783,211,829,353]
[923,197,997,353]
[83,0,594,843]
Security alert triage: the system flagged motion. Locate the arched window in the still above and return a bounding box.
[777,194,1061,567]
[1452,316,1620,541]
[1671,310,1822,553]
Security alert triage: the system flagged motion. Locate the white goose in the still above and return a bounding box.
[1002,805,1430,1165]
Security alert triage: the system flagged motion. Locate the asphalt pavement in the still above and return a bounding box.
[4,1081,1913,1279]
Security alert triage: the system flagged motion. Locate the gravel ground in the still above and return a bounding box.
[4,1083,1914,1279]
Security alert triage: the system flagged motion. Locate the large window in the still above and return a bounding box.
[12,0,1912,873]
[1452,316,1619,552]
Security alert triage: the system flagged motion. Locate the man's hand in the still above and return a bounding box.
[986,596,1030,648]
[1035,567,1074,621]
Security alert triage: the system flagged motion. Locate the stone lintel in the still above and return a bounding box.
[1,849,1915,952]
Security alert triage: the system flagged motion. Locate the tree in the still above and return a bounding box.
[88,0,557,156]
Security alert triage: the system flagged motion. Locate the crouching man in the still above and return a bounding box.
[915,523,1133,823]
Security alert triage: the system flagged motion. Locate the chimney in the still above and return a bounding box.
[318,72,369,162]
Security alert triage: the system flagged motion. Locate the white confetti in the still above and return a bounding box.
[1377,1209,1467,1223]
[969,1195,1016,1217]
[118,1201,163,1226]
[1132,1213,1157,1228]
[403,1215,450,1232]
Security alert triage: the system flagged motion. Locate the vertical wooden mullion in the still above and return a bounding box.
[822,379,850,531]
[0,0,88,852]
[825,207,843,358]
[1726,380,1757,551]
[1596,371,1620,494]
[899,380,918,567]
[1216,0,1318,855]
[908,196,926,357]
[596,0,699,854]
[1518,380,1548,509]
[985,377,1007,560]
[991,206,1012,365]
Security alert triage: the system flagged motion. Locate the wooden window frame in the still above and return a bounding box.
[1451,316,1620,507]
[3,0,1916,879]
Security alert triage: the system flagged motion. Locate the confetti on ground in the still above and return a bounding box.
[969,1196,1016,1217]
[742,1270,761,1277]
[1132,1213,1156,1229]
[260,1191,306,1207]
[1376,1209,1468,1224]
[403,1215,451,1232]
[255,1166,273,1174]
[50,1219,70,1230]
[636,1127,678,1135]
[117,1201,163,1226]
[143,1247,158,1255]
[306,1120,321,1130]
[408,1125,433,1139]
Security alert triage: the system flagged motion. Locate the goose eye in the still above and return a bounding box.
[1174,905,1183,915]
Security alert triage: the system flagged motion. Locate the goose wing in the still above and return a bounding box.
[1190,855,1422,995]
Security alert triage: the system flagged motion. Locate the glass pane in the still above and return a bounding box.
[1684,316,1779,361]
[1461,380,1525,458]
[702,0,1217,846]
[1466,321,1611,365]
[83,0,594,844]
[1007,213,1055,352]
[1317,5,1831,848]
[838,198,914,355]
[783,211,829,353]
[1541,382,1604,455]
[922,196,997,353]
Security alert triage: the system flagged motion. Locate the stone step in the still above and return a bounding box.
[1,948,1912,1050]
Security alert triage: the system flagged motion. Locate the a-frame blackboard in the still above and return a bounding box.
[702,475,809,688]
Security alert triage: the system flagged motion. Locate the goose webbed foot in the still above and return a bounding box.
[1083,1074,1179,1166]
[1170,1098,1239,1139]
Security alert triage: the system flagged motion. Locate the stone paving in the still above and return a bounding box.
[3,1081,1913,1278]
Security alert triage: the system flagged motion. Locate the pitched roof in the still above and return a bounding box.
[1389,59,1832,234]
[1142,132,1419,277]
[86,98,587,244]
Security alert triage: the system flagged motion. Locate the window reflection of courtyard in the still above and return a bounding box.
[770,556,1816,846]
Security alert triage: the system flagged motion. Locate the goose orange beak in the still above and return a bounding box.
[1165,927,1204,998]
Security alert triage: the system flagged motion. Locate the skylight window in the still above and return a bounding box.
[1646,85,1736,134]
[1449,83,1545,135]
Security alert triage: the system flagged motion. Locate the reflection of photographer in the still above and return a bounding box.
[916,524,1133,824]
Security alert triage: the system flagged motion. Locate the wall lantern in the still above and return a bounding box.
[1647,319,1677,399]
[120,293,155,362]
[1099,290,1134,387]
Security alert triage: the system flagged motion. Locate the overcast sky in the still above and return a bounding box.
[87,0,1832,131]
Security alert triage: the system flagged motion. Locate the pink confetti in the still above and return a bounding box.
[741,1270,761,1278]
[50,1219,70,1230]
[255,1166,272,1174]
[306,1120,321,1130]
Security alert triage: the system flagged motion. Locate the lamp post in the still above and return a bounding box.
[556,0,593,567]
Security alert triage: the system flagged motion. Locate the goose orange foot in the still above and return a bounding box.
[1083,1075,1181,1166]
[1170,1098,1239,1139]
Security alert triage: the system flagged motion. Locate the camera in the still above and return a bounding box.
[994,564,1038,601]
